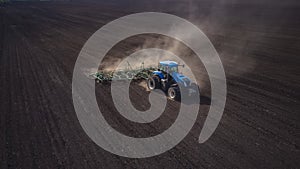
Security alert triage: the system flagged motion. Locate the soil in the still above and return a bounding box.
[0,1,299,168]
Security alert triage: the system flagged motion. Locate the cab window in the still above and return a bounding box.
[159,65,167,72]
[170,66,178,72]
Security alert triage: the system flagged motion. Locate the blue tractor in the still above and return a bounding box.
[147,61,199,100]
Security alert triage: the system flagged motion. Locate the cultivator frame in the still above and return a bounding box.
[90,62,156,83]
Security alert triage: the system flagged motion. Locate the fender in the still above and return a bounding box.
[152,71,164,79]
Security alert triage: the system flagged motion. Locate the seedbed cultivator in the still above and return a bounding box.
[90,62,156,83]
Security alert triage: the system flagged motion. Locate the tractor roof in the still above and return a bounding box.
[159,61,178,67]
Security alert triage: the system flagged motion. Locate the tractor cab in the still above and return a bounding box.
[154,61,180,79]
[158,61,179,73]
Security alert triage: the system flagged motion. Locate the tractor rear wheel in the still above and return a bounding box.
[168,86,180,100]
[147,76,161,90]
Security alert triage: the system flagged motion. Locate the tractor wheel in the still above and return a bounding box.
[168,87,180,100]
[147,76,161,90]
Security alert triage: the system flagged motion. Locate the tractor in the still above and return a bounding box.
[147,61,199,100]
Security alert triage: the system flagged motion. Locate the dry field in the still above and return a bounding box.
[0,1,299,168]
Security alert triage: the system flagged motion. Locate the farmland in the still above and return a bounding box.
[0,1,299,168]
